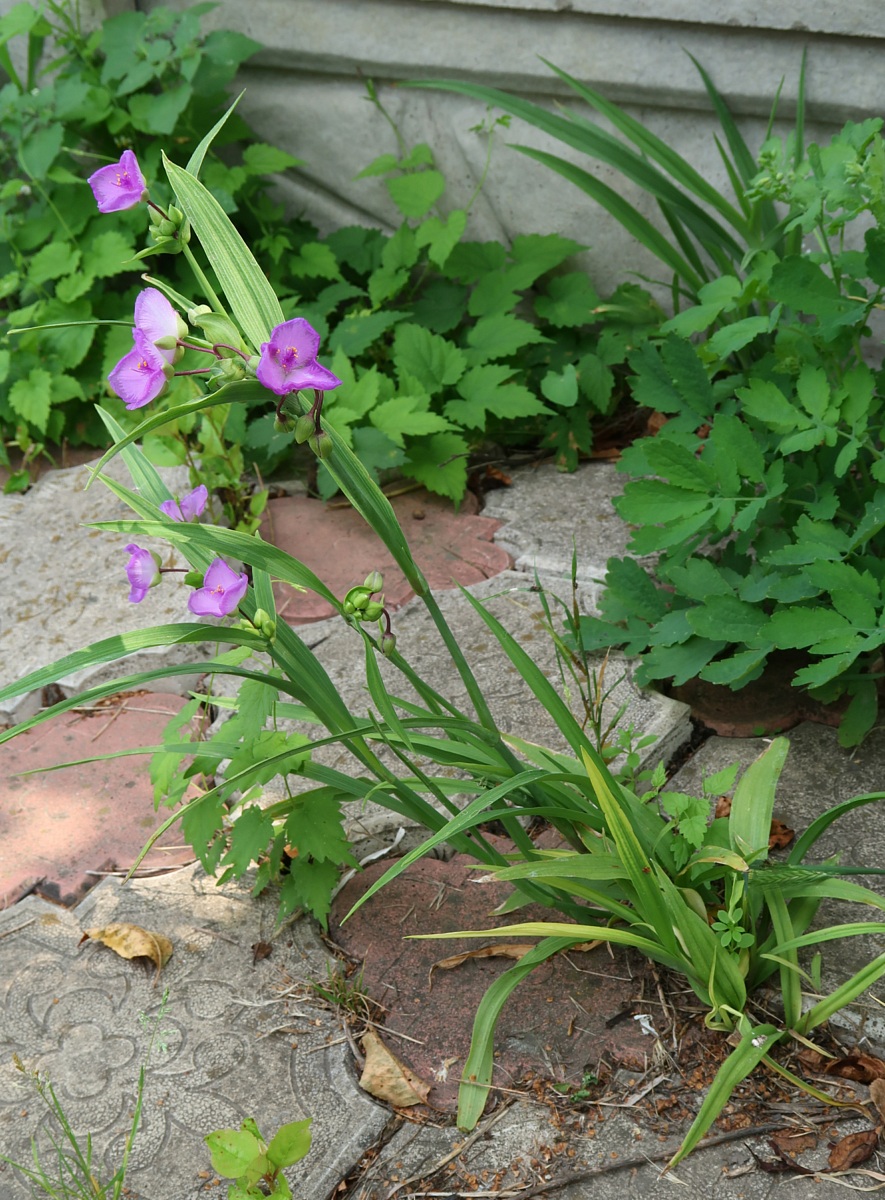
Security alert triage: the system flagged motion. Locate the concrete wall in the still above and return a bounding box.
[16,0,885,294]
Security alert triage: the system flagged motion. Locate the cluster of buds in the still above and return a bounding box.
[343,572,396,656]
[237,607,277,643]
[148,202,189,253]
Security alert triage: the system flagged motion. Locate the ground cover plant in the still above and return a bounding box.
[3,101,885,1168]
[418,60,885,746]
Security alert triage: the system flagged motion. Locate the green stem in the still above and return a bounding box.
[183,243,228,321]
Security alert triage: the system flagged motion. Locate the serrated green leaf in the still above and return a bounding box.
[402,431,469,500]
[328,310,409,356]
[640,439,718,492]
[638,637,728,685]
[766,607,855,651]
[534,273,600,326]
[9,368,52,432]
[386,170,446,218]
[81,230,135,278]
[604,556,668,623]
[507,233,585,287]
[289,242,341,280]
[465,313,549,362]
[130,83,191,134]
[393,324,466,394]
[242,143,301,174]
[370,395,453,447]
[738,377,808,433]
[28,242,80,286]
[685,595,768,643]
[616,480,711,525]
[415,210,467,268]
[699,648,770,687]
[664,558,734,602]
[706,315,769,359]
[576,353,614,412]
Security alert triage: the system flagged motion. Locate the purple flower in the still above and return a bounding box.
[108,330,172,410]
[256,318,342,396]
[88,150,147,213]
[124,544,161,603]
[134,288,185,365]
[188,558,248,617]
[160,484,208,523]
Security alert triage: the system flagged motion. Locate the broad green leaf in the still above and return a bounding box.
[393,324,466,394]
[616,480,711,525]
[685,595,768,644]
[8,368,52,432]
[465,313,549,362]
[204,1128,265,1178]
[414,209,467,267]
[402,432,469,501]
[370,396,452,448]
[576,352,614,411]
[328,310,409,356]
[386,170,445,218]
[729,738,789,863]
[507,233,585,287]
[638,637,728,685]
[81,230,135,278]
[766,607,855,651]
[130,83,191,135]
[267,1119,312,1170]
[534,273,600,326]
[540,364,579,408]
[706,315,769,359]
[664,558,734,603]
[242,143,302,174]
[738,378,808,433]
[28,242,80,285]
[604,556,668,623]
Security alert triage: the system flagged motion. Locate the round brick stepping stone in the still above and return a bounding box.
[261,488,513,623]
[0,692,199,907]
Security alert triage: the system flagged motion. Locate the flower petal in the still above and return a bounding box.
[88,150,146,213]
[270,317,321,362]
[134,288,179,364]
[108,331,168,410]
[179,484,208,522]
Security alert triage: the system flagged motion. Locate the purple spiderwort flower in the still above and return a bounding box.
[108,329,173,410]
[256,318,342,396]
[134,288,186,365]
[88,150,147,213]
[160,484,208,523]
[124,544,161,603]
[188,558,248,617]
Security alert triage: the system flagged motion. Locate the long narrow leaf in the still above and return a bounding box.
[666,1025,780,1169]
[789,792,885,863]
[729,737,789,861]
[164,155,284,352]
[456,937,577,1129]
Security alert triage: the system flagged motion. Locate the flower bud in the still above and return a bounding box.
[293,415,316,444]
[309,431,333,460]
[380,633,397,657]
[183,570,205,587]
[253,608,276,640]
[363,601,384,622]
[363,571,383,593]
[154,335,178,350]
[274,415,294,434]
[188,304,212,324]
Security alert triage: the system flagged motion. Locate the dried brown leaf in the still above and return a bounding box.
[769,1130,818,1157]
[359,1030,431,1108]
[80,922,172,983]
[428,943,535,987]
[825,1054,885,1083]
[251,941,272,965]
[828,1129,879,1171]
[768,818,795,850]
[870,1078,885,1124]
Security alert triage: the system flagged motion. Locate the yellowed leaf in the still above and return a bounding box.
[80,923,172,983]
[428,942,536,987]
[359,1030,431,1108]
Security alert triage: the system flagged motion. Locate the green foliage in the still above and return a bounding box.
[5,103,885,1176]
[205,1117,312,1200]
[574,116,885,744]
[0,0,287,522]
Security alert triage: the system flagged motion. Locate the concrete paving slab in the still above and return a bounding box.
[0,863,390,1200]
[0,457,206,725]
[0,692,201,908]
[482,461,649,593]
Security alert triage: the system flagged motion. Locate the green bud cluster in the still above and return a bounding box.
[149,204,190,253]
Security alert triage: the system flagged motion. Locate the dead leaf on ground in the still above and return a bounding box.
[713,796,732,819]
[870,1078,885,1124]
[763,1142,815,1175]
[80,923,172,983]
[768,818,795,850]
[359,1029,431,1108]
[769,1130,818,1157]
[828,1129,879,1171]
[825,1054,885,1083]
[428,943,536,986]
[251,940,272,965]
